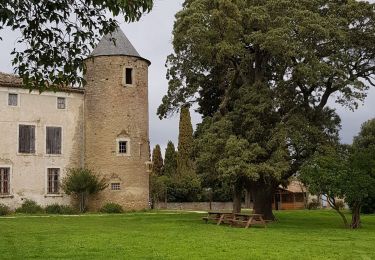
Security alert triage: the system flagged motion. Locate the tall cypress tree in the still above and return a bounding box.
[177,106,194,177]
[152,144,163,176]
[163,141,177,178]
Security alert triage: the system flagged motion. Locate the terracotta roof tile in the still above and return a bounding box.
[0,72,84,94]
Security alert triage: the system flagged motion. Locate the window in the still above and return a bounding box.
[47,168,60,194]
[0,168,10,195]
[19,125,35,154]
[46,127,62,154]
[116,138,130,156]
[125,68,133,85]
[111,183,121,191]
[57,97,66,109]
[119,141,128,154]
[8,93,18,106]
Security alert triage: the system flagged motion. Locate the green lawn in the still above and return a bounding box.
[0,210,374,259]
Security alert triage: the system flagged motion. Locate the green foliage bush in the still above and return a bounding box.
[45,204,77,215]
[45,204,62,214]
[361,197,375,214]
[15,199,44,214]
[62,168,107,213]
[0,204,10,216]
[307,199,320,210]
[100,203,124,214]
[59,205,77,215]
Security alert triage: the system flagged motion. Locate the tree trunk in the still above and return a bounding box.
[250,182,276,221]
[350,202,361,229]
[245,189,252,208]
[79,192,86,213]
[233,184,242,213]
[327,197,348,228]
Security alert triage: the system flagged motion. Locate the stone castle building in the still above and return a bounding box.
[0,28,151,210]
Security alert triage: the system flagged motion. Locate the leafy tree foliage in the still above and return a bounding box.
[300,144,351,227]
[152,144,164,176]
[158,0,375,219]
[348,119,375,228]
[301,119,375,229]
[0,0,153,91]
[166,174,201,202]
[62,168,107,213]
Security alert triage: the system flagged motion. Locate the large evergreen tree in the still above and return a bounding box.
[177,106,194,177]
[158,0,375,219]
[152,145,164,176]
[164,141,177,178]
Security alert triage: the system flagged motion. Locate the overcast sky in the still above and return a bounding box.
[0,0,374,154]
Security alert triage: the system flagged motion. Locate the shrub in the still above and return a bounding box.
[45,204,77,215]
[59,205,77,215]
[0,204,10,216]
[15,199,44,214]
[62,168,107,213]
[100,203,124,213]
[45,204,62,214]
[307,199,320,210]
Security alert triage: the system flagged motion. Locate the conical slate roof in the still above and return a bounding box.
[90,28,150,64]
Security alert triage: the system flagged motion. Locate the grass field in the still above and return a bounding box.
[0,210,374,259]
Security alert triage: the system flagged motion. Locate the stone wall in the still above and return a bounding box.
[154,202,249,211]
[84,56,150,211]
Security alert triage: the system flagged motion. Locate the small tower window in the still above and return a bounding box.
[111,183,121,191]
[125,68,133,85]
[116,138,130,156]
[119,141,127,154]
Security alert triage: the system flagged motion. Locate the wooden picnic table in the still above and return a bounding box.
[230,213,267,229]
[203,212,267,229]
[202,211,233,225]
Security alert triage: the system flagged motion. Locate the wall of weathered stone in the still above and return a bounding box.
[84,55,150,211]
[0,87,84,209]
[154,202,248,211]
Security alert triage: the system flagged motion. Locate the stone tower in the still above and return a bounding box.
[84,28,151,210]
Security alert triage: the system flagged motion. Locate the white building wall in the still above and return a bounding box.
[0,87,84,209]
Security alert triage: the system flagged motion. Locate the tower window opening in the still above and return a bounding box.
[125,68,133,85]
[119,141,128,154]
[111,183,121,191]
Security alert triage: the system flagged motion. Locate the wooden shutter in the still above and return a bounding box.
[0,168,10,194]
[46,127,62,154]
[30,126,35,153]
[19,125,35,153]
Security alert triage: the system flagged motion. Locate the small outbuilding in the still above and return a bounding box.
[273,181,307,210]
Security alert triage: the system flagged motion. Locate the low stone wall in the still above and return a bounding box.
[154,202,249,211]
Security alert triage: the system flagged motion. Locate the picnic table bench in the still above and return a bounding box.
[203,212,267,228]
[230,213,267,228]
[202,211,233,225]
